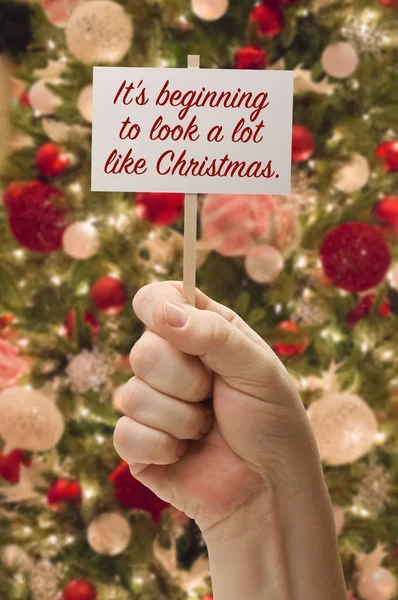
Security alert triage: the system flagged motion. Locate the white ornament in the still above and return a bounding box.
[191,0,228,21]
[321,42,359,79]
[390,264,398,291]
[334,153,370,193]
[294,64,336,96]
[42,119,89,143]
[332,505,345,537]
[245,245,284,283]
[62,222,100,260]
[112,383,127,412]
[28,80,61,115]
[34,60,66,81]
[2,545,33,573]
[307,392,377,465]
[0,387,64,452]
[87,512,131,556]
[66,1,133,65]
[66,350,114,393]
[357,544,397,600]
[30,559,63,600]
[77,84,92,122]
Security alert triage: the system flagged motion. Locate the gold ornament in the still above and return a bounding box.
[87,512,131,556]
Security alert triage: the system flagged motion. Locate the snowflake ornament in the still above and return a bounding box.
[66,349,114,393]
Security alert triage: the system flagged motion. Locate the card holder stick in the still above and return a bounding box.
[183,55,200,306]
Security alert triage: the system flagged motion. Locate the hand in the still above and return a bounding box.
[113,281,321,535]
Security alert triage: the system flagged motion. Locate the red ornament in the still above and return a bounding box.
[234,46,268,70]
[201,596,214,600]
[110,461,169,523]
[3,181,28,211]
[0,314,15,339]
[36,143,70,178]
[250,4,284,37]
[0,449,31,484]
[91,277,127,314]
[374,196,398,233]
[47,479,82,506]
[19,91,31,108]
[381,0,398,7]
[64,310,100,339]
[273,321,308,358]
[6,180,68,253]
[135,192,184,226]
[320,222,391,293]
[346,294,391,328]
[292,125,315,162]
[62,580,97,600]
[376,140,398,172]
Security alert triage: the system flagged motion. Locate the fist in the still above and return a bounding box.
[114,282,319,534]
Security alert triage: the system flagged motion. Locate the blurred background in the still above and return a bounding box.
[0,0,398,599]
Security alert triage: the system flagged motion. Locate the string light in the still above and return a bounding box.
[18,338,29,348]
[83,486,97,500]
[295,255,308,269]
[76,281,89,295]
[375,431,387,444]
[13,249,25,260]
[95,433,105,444]
[48,534,58,545]
[47,39,56,50]
[274,303,283,314]
[51,275,62,286]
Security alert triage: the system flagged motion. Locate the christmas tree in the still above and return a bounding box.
[1,0,398,598]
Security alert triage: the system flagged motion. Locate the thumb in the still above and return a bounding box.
[141,296,291,402]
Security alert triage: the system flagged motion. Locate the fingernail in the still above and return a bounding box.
[176,440,189,457]
[164,301,188,328]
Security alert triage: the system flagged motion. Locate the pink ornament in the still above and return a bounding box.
[41,0,79,26]
[0,340,27,390]
[200,194,300,257]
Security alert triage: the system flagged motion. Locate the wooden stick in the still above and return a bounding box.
[183,55,200,306]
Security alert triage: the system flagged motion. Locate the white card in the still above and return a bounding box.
[91,67,293,195]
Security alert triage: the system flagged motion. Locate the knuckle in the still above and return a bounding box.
[185,373,211,402]
[121,378,147,418]
[207,313,232,351]
[151,429,175,461]
[129,331,160,376]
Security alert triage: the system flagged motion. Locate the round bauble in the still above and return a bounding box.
[0,386,64,451]
[1,545,32,573]
[245,245,284,283]
[77,85,92,122]
[321,42,359,79]
[0,449,31,484]
[334,153,369,193]
[307,392,377,465]
[87,512,131,556]
[7,181,69,253]
[36,143,70,178]
[135,192,184,226]
[47,479,82,506]
[320,222,391,292]
[292,125,315,162]
[273,321,308,358]
[62,222,100,260]
[191,0,228,21]
[66,1,133,65]
[249,3,284,38]
[374,196,398,233]
[234,46,268,70]
[62,580,97,600]
[390,263,398,290]
[358,568,397,600]
[376,140,398,172]
[91,276,127,314]
[332,505,345,536]
[28,80,61,115]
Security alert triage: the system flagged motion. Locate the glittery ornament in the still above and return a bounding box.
[30,559,63,600]
[62,222,100,260]
[1,545,33,573]
[77,85,92,122]
[374,196,398,233]
[354,460,391,517]
[66,349,114,394]
[292,297,329,326]
[245,245,284,283]
[250,3,284,37]
[36,143,70,178]
[28,80,61,115]
[136,229,183,275]
[62,580,97,600]
[307,392,377,465]
[234,46,268,69]
[66,1,133,65]
[290,167,318,212]
[341,14,385,54]
[191,0,228,21]
[87,512,131,556]
[320,222,391,293]
[91,277,127,314]
[321,42,359,79]
[135,192,184,226]
[292,125,315,162]
[357,544,397,600]
[334,154,370,193]
[0,387,64,452]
